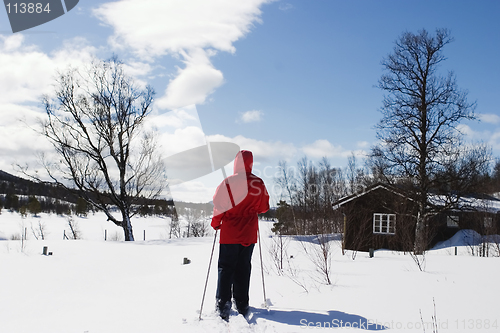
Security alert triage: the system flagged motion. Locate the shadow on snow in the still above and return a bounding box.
[250,307,388,330]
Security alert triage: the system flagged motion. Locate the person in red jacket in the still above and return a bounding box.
[211,150,270,320]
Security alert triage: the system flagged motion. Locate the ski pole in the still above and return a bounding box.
[199,229,218,320]
[258,227,268,309]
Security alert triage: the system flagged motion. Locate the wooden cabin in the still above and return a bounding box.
[333,183,500,252]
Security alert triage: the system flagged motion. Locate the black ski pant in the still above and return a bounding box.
[216,243,255,310]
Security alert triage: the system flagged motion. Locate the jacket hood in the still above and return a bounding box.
[233,150,253,174]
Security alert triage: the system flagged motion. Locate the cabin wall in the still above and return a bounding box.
[342,188,417,252]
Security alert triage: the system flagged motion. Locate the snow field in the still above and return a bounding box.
[1,211,499,332]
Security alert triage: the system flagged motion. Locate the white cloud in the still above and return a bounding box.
[456,124,477,139]
[146,107,200,130]
[0,35,54,104]
[169,180,215,203]
[301,139,348,159]
[0,34,96,105]
[144,105,210,157]
[156,49,224,109]
[490,131,500,151]
[478,113,500,124]
[121,60,155,89]
[238,110,263,123]
[158,126,208,158]
[94,0,271,110]
[0,35,98,176]
[455,124,500,154]
[94,0,270,58]
[2,34,24,51]
[0,102,56,175]
[207,134,297,162]
[122,61,153,77]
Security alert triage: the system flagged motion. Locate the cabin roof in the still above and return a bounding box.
[332,182,500,213]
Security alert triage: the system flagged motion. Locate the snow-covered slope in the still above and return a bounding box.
[1,212,499,332]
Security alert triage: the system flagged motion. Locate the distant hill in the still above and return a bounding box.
[0,170,78,203]
[0,170,28,183]
[0,170,175,212]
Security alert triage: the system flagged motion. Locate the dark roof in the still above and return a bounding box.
[332,182,410,210]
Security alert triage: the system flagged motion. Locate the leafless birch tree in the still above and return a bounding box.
[373,29,487,253]
[39,57,165,241]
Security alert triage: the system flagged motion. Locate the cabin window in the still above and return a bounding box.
[447,215,459,228]
[373,213,396,235]
[484,217,493,229]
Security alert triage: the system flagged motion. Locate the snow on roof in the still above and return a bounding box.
[428,194,500,213]
[333,182,500,213]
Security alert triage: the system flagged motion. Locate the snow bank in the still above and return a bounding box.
[432,229,483,249]
[433,229,500,252]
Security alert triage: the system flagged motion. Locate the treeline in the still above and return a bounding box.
[0,194,82,216]
[136,199,176,217]
[0,192,176,218]
[0,170,176,218]
[273,155,500,236]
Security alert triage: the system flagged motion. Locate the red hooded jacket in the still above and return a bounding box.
[211,150,270,245]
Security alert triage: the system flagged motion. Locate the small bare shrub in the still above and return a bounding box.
[191,219,209,237]
[268,234,289,275]
[66,217,81,240]
[300,234,335,285]
[109,231,124,241]
[10,233,21,240]
[410,252,427,272]
[31,220,48,240]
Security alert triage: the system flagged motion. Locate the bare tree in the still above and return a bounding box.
[492,159,500,195]
[270,200,292,273]
[37,57,165,241]
[275,160,298,233]
[373,28,487,253]
[347,154,366,195]
[169,216,181,239]
[317,158,338,232]
[296,157,310,235]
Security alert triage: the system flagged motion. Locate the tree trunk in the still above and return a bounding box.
[122,212,135,241]
[414,209,426,254]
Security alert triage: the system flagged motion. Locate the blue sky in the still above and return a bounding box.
[1,0,499,203]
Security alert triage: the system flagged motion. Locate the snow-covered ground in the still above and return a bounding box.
[1,211,499,332]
